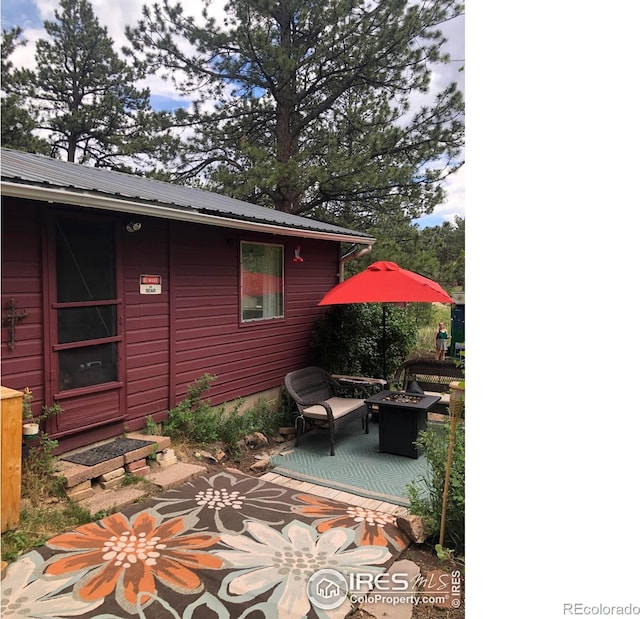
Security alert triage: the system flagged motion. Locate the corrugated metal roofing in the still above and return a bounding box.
[0,148,375,242]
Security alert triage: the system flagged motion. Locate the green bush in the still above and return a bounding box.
[310,303,417,378]
[279,385,299,420]
[163,374,294,452]
[21,435,66,507]
[143,415,161,435]
[408,421,465,552]
[234,397,293,438]
[163,374,220,442]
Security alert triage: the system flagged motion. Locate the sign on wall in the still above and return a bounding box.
[139,275,162,295]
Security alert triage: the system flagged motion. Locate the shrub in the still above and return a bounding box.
[163,374,220,442]
[408,421,465,552]
[310,303,417,378]
[21,435,65,508]
[233,397,293,438]
[163,374,294,452]
[143,415,161,435]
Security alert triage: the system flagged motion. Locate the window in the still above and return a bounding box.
[240,242,284,322]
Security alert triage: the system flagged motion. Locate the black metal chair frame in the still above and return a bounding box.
[284,366,369,456]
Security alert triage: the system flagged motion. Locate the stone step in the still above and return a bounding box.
[75,462,208,516]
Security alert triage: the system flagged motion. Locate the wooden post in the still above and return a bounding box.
[1,386,24,532]
[439,381,465,547]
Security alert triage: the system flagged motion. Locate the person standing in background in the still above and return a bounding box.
[435,322,449,361]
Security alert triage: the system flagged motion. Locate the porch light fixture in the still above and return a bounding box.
[125,221,142,233]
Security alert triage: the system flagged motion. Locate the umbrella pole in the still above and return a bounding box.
[382,304,387,380]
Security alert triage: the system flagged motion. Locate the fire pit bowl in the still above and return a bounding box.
[381,393,424,405]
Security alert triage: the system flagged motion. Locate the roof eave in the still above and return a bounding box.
[1,182,376,245]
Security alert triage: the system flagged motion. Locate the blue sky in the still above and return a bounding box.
[1,0,38,29]
[2,0,464,229]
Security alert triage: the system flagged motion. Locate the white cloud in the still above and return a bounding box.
[33,0,57,21]
[7,27,42,70]
[438,164,465,221]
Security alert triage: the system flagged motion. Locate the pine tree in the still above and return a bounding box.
[1,28,49,154]
[126,0,464,219]
[12,0,160,168]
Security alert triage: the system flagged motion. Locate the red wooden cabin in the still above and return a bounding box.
[1,149,375,452]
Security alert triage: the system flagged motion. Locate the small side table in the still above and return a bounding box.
[331,375,387,399]
[365,390,441,458]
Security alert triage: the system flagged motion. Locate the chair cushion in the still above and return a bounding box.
[303,397,366,420]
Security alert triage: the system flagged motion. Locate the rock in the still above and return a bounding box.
[156,449,178,467]
[66,486,94,501]
[249,459,270,472]
[395,514,430,544]
[211,448,227,463]
[272,435,285,443]
[244,432,269,449]
[99,467,126,482]
[362,559,421,619]
[279,426,296,436]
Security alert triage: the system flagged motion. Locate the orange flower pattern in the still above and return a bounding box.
[293,493,410,551]
[43,510,221,614]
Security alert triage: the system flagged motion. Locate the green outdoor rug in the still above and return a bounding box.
[270,416,432,506]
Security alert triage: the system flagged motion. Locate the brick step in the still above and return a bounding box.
[56,433,171,490]
[76,462,208,516]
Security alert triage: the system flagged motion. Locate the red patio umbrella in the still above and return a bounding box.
[241,270,282,298]
[318,261,453,305]
[318,261,454,378]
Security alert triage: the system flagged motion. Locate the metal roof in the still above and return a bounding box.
[0,148,375,244]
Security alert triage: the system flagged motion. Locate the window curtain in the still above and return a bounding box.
[241,243,283,320]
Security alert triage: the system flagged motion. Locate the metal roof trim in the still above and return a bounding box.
[0,148,375,244]
[1,181,376,244]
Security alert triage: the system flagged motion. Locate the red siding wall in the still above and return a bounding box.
[0,201,45,414]
[169,222,338,407]
[1,198,343,449]
[123,218,171,420]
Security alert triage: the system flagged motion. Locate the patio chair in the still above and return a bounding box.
[284,366,369,456]
[390,357,464,415]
